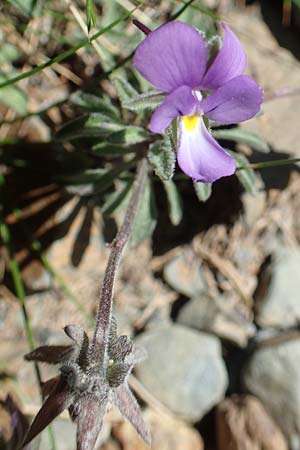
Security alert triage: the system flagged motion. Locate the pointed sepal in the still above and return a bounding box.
[76,395,108,450]
[113,383,151,447]
[21,378,69,448]
[24,345,74,364]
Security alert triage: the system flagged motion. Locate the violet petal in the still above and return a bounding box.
[76,395,108,450]
[22,378,69,448]
[150,85,197,133]
[134,21,207,93]
[177,115,236,183]
[200,75,263,124]
[201,23,247,89]
[113,383,151,447]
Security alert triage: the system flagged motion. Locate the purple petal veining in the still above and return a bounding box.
[134,22,207,93]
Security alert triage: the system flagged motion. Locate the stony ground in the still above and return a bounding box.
[1,1,300,450]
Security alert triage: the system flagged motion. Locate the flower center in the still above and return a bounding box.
[182,114,199,132]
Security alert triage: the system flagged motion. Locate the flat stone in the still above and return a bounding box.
[178,295,256,347]
[163,253,206,298]
[135,324,228,421]
[256,248,300,328]
[114,408,204,450]
[242,339,300,448]
[216,395,288,450]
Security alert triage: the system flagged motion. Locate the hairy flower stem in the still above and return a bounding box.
[92,158,148,361]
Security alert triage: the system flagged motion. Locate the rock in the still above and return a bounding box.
[256,248,300,328]
[242,339,300,448]
[178,295,256,347]
[22,259,52,291]
[163,253,206,298]
[216,395,288,450]
[242,190,266,228]
[229,6,300,155]
[114,408,204,450]
[135,324,228,421]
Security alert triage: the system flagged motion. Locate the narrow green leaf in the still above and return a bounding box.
[57,168,107,185]
[56,113,124,141]
[194,182,212,202]
[213,128,270,153]
[123,90,165,112]
[102,180,133,216]
[148,135,176,181]
[228,150,258,195]
[112,77,139,102]
[86,0,96,32]
[108,126,149,145]
[70,91,120,118]
[164,180,183,226]
[130,176,157,247]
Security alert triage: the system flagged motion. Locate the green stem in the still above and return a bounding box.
[0,174,56,449]
[237,157,300,170]
[0,222,57,450]
[0,6,138,90]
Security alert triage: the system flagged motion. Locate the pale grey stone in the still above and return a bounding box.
[163,253,206,298]
[256,248,300,328]
[135,324,228,421]
[243,339,300,449]
[178,295,256,347]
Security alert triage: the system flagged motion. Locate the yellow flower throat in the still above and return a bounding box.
[182,114,199,132]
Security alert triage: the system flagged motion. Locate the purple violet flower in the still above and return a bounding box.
[134,21,263,183]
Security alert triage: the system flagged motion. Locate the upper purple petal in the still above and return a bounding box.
[177,116,236,183]
[134,21,207,93]
[200,75,263,124]
[150,85,197,133]
[201,23,247,90]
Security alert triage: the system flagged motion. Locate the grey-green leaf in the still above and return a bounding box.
[213,128,270,153]
[0,76,27,115]
[112,77,139,103]
[123,90,165,112]
[56,113,124,141]
[108,126,149,146]
[0,44,20,65]
[228,150,258,195]
[148,137,176,182]
[70,91,119,118]
[102,180,133,217]
[130,176,157,247]
[164,180,183,226]
[194,182,212,202]
[7,0,37,15]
